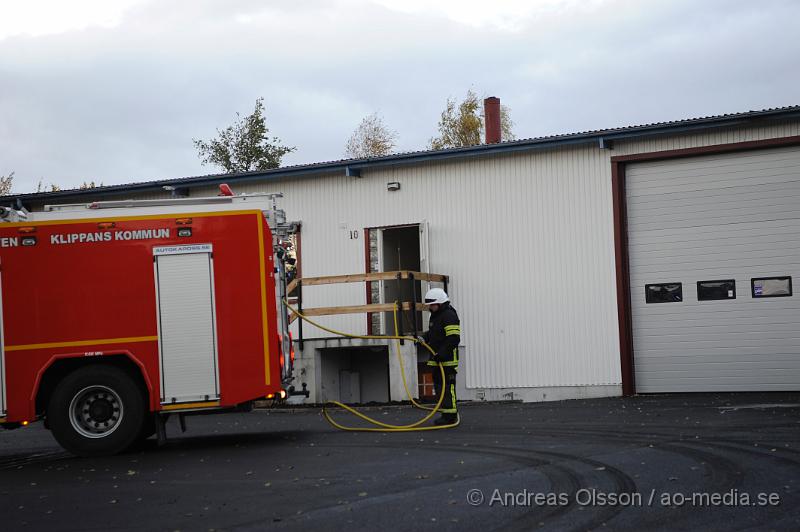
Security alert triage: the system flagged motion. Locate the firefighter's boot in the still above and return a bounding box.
[434,414,458,426]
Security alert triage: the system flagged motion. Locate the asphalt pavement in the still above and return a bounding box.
[1,393,799,531]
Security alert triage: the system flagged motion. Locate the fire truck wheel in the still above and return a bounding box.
[48,365,146,457]
[137,415,157,442]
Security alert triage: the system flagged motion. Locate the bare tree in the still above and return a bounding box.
[0,171,13,195]
[493,104,515,143]
[430,90,515,150]
[345,113,397,159]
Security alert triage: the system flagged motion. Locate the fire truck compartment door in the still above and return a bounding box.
[0,269,6,417]
[154,246,220,404]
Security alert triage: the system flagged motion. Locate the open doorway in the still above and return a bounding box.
[319,346,390,404]
[366,223,430,336]
[380,225,423,335]
[281,226,301,300]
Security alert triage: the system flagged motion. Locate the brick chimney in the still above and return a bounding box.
[484,96,501,144]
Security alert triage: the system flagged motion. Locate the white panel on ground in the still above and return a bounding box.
[339,371,361,403]
[156,250,219,403]
[627,146,800,392]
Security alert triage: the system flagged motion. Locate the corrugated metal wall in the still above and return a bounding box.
[190,120,800,390]
[190,145,621,389]
[28,119,800,391]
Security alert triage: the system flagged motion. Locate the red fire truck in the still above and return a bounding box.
[0,188,298,456]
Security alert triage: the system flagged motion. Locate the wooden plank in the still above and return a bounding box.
[400,302,428,312]
[286,279,299,295]
[298,272,404,286]
[412,272,448,283]
[301,303,396,316]
[294,271,448,286]
[289,302,428,318]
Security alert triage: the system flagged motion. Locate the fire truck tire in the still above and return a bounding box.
[137,415,157,442]
[47,365,146,457]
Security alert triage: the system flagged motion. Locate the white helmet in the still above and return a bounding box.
[424,288,449,305]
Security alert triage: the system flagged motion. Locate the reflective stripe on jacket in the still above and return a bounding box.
[422,302,460,368]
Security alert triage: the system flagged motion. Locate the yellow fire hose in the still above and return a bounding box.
[283,300,460,431]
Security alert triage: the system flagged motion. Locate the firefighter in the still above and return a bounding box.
[420,287,461,426]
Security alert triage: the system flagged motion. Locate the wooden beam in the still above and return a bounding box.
[412,272,448,283]
[294,271,448,286]
[288,301,427,319]
[297,272,403,286]
[281,270,446,325]
[300,304,389,316]
[286,278,299,295]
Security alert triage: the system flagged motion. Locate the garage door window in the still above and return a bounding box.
[645,283,683,303]
[752,277,792,298]
[697,280,736,301]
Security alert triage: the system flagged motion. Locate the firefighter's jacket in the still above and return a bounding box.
[422,302,461,368]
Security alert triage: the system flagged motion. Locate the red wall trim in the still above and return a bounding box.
[612,135,800,395]
[294,226,302,281]
[364,228,372,335]
[612,162,635,396]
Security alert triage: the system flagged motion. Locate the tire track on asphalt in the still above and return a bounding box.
[466,444,639,532]
[700,439,800,466]
[464,422,800,441]
[436,433,765,531]
[300,441,586,530]
[321,441,640,532]
[0,450,72,471]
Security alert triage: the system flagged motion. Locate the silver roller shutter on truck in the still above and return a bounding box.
[0,269,6,417]
[154,244,220,404]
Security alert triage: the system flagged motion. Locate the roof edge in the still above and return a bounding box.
[5,105,800,203]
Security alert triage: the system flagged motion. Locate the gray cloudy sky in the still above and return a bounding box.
[1,0,799,193]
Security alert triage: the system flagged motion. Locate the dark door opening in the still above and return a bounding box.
[319,346,390,404]
[379,225,423,335]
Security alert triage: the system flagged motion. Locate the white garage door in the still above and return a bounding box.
[627,145,800,392]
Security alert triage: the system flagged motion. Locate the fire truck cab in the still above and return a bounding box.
[0,189,296,456]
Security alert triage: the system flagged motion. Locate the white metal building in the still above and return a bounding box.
[6,105,800,403]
